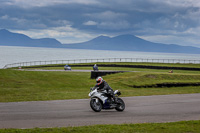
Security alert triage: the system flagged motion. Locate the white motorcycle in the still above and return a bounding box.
[88,87,125,112]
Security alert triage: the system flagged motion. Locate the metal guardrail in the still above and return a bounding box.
[3,58,200,69]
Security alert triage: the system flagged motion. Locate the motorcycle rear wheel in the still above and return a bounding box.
[90,99,102,112]
[115,98,125,111]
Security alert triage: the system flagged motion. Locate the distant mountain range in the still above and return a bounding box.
[0,29,200,54]
[0,29,62,47]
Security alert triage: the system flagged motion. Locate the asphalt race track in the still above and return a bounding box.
[0,93,200,129]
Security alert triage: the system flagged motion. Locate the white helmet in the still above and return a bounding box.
[96,76,103,85]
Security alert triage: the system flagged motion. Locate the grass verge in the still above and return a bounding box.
[0,120,200,133]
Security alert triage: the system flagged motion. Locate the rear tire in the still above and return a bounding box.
[90,99,102,112]
[115,98,125,111]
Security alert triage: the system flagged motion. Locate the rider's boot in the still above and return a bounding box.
[110,96,118,104]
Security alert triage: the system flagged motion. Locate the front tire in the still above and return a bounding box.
[90,99,102,112]
[115,98,125,111]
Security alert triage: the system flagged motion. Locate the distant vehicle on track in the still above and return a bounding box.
[64,65,71,71]
[93,64,98,71]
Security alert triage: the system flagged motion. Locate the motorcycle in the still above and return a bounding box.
[88,87,125,112]
[93,66,98,71]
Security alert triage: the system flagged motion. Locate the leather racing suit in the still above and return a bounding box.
[94,80,115,102]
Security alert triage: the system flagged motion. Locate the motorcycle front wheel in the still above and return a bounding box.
[115,98,125,111]
[90,99,102,112]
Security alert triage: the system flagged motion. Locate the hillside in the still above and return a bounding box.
[0,29,62,47]
[64,34,200,54]
[1,29,200,54]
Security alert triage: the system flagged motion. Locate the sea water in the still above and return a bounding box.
[0,46,200,68]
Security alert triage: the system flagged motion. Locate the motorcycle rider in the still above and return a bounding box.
[94,76,116,103]
[93,64,98,71]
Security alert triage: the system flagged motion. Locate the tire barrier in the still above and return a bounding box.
[90,71,127,79]
[92,64,200,71]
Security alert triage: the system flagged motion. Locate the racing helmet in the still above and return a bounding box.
[96,76,103,85]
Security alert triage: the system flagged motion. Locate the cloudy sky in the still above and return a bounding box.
[0,0,200,47]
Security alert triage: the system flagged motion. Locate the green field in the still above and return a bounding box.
[0,120,200,133]
[1,62,200,102]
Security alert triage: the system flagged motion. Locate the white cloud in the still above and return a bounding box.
[98,21,131,30]
[12,25,97,43]
[139,33,200,48]
[3,0,99,8]
[161,0,200,7]
[86,11,127,21]
[1,15,9,20]
[0,15,47,29]
[83,21,98,26]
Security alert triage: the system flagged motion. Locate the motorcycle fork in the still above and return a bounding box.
[92,98,99,103]
[95,98,99,103]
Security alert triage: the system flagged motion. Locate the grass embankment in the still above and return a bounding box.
[1,66,200,102]
[0,69,93,102]
[0,120,200,133]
